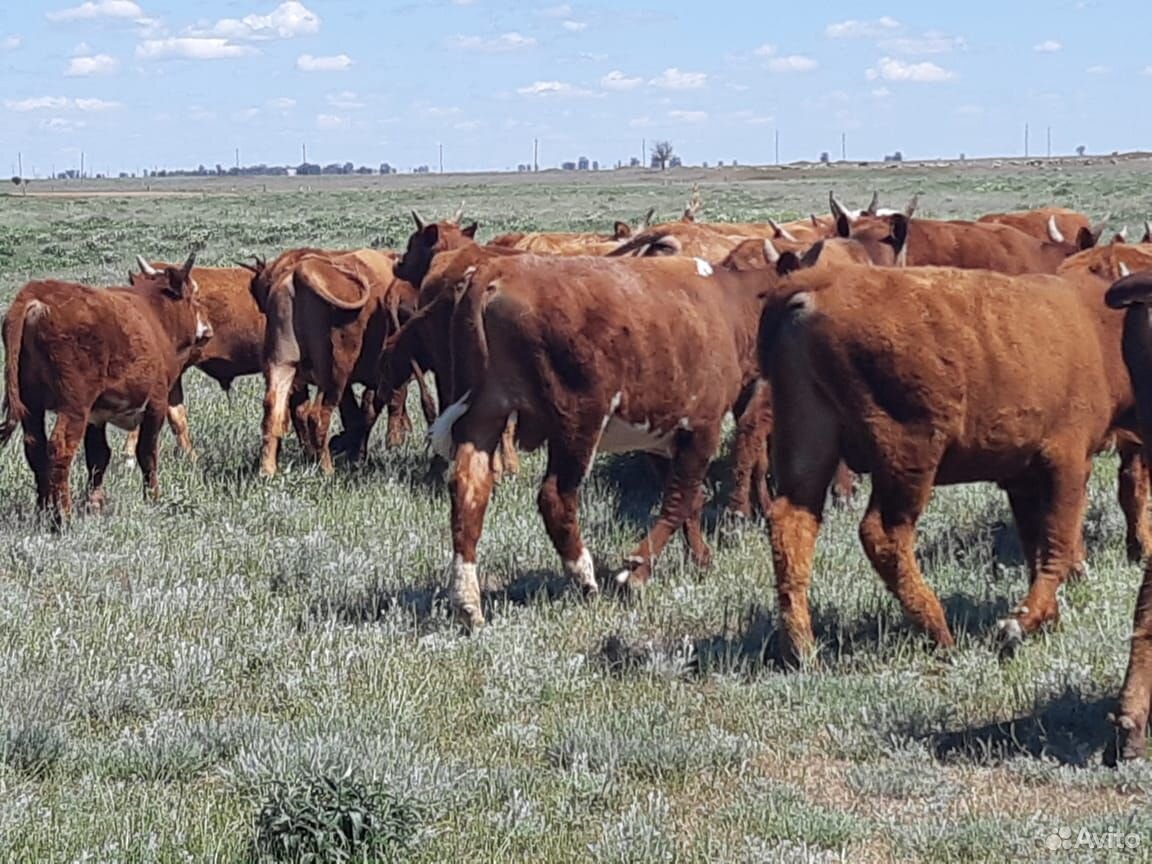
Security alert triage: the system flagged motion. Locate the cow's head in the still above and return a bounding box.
[1047,215,1107,254]
[133,251,212,349]
[393,209,478,288]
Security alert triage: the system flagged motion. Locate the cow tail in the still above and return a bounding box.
[756,285,815,376]
[0,298,32,447]
[448,265,490,404]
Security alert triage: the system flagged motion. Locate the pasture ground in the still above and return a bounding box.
[2,163,1152,862]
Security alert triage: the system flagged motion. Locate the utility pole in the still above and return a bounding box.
[1046,126,1052,159]
[1024,123,1029,158]
[533,137,538,172]
[301,143,307,165]
[439,142,444,174]
[80,151,85,179]
[17,151,22,180]
[642,137,646,166]
[235,147,240,171]
[841,131,846,161]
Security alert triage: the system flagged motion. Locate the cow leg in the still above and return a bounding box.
[680,481,711,569]
[1119,439,1152,564]
[447,409,506,630]
[83,423,112,514]
[310,385,348,475]
[357,387,380,461]
[999,456,1090,642]
[21,410,50,513]
[859,474,953,648]
[1112,561,1152,761]
[830,462,858,508]
[122,428,139,465]
[260,362,296,476]
[330,387,367,463]
[616,426,720,592]
[134,404,165,501]
[537,434,601,599]
[383,380,413,449]
[768,398,842,664]
[726,380,772,520]
[412,362,438,427]
[288,378,312,451]
[1005,476,1044,580]
[47,411,88,528]
[495,415,520,483]
[166,377,194,460]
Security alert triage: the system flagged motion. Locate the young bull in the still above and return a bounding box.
[425,250,811,629]
[0,253,209,526]
[760,252,1139,663]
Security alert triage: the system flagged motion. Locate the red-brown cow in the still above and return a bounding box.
[759,253,1138,663]
[423,250,812,629]
[0,253,209,525]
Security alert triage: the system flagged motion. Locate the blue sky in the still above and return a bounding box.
[0,0,1149,176]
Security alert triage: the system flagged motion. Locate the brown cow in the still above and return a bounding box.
[1103,268,1152,761]
[123,258,268,461]
[837,204,1098,274]
[0,253,209,525]
[606,222,748,261]
[488,210,654,256]
[977,207,1093,246]
[424,250,813,629]
[759,254,1138,663]
[251,247,412,476]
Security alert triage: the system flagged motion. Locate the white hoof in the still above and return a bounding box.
[996,617,1024,645]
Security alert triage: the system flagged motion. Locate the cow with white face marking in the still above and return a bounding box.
[0,253,210,526]
[413,249,816,629]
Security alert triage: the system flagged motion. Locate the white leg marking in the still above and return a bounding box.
[428,390,472,461]
[449,553,484,626]
[564,547,599,595]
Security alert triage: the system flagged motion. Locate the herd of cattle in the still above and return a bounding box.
[4,189,1152,763]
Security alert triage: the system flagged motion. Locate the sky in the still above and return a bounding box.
[0,0,1149,176]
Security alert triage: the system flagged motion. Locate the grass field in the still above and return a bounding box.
[2,165,1152,863]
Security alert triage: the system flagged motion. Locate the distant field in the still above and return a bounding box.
[0,166,1151,863]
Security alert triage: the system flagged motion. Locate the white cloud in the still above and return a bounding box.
[753,43,776,57]
[668,109,707,123]
[326,90,364,109]
[296,53,352,71]
[2,35,22,50]
[768,55,817,73]
[649,67,707,90]
[451,32,535,52]
[66,53,119,76]
[47,0,142,22]
[1033,39,1062,53]
[315,113,346,129]
[4,96,120,111]
[201,2,319,41]
[137,38,256,60]
[41,117,86,132]
[826,17,901,39]
[866,56,954,82]
[871,86,892,98]
[562,20,587,32]
[880,32,966,55]
[601,70,642,90]
[1086,64,1108,74]
[516,80,591,97]
[540,3,571,16]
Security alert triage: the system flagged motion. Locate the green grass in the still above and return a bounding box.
[0,167,1151,862]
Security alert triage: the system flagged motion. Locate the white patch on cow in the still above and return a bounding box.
[26,299,48,324]
[585,391,624,479]
[428,391,471,460]
[785,291,816,318]
[195,313,212,343]
[91,397,148,431]
[564,547,599,594]
[694,257,713,277]
[449,553,484,625]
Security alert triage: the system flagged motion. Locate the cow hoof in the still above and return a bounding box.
[1106,713,1148,765]
[689,545,712,570]
[453,602,486,633]
[1067,560,1090,584]
[1127,543,1148,566]
[995,616,1025,655]
[85,491,108,515]
[613,557,649,600]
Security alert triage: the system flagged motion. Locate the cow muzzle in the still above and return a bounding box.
[195,314,214,345]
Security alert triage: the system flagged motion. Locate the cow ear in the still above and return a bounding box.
[421,223,440,244]
[887,213,910,257]
[836,212,851,238]
[800,240,824,269]
[165,251,196,298]
[776,250,803,276]
[613,221,632,240]
[1077,225,1103,250]
[462,221,478,239]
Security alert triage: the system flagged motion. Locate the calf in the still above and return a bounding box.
[426,251,810,629]
[976,207,1094,246]
[760,255,1136,663]
[0,253,209,525]
[1104,268,1152,760]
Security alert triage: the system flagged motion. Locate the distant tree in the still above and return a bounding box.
[577,156,589,170]
[342,161,355,174]
[592,160,599,171]
[652,140,674,170]
[10,176,27,196]
[1076,144,1087,157]
[669,155,682,168]
[629,156,640,168]
[819,152,830,164]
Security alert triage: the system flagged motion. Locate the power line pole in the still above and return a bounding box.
[17,151,22,180]
[1024,123,1029,158]
[301,143,307,165]
[80,151,85,179]
[439,142,444,174]
[774,129,780,165]
[642,137,647,166]
[235,147,240,171]
[841,131,846,161]
[1046,126,1052,159]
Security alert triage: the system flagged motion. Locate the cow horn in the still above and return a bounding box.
[641,206,655,229]
[1144,220,1152,243]
[865,190,880,216]
[181,251,197,274]
[762,238,781,264]
[829,191,849,222]
[904,194,920,219]
[449,202,465,225]
[411,210,426,231]
[1119,262,1132,278]
[135,255,159,276]
[1047,215,1066,244]
[1117,226,1129,243]
[766,218,797,243]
